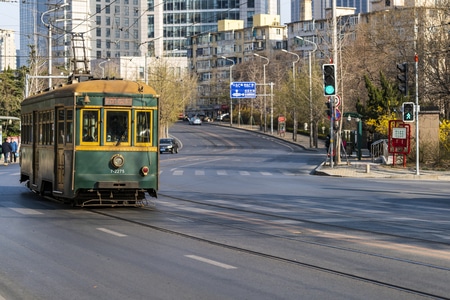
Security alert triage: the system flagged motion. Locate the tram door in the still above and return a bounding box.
[56,108,65,191]
[32,111,39,186]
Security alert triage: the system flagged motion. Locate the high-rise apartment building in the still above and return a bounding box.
[291,0,372,22]
[0,29,16,70]
[19,0,279,73]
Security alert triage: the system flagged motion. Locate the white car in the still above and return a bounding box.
[191,117,202,125]
[215,113,229,121]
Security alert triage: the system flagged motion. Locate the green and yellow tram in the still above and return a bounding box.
[20,79,159,206]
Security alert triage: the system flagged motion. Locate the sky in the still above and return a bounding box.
[0,1,20,49]
[0,1,290,51]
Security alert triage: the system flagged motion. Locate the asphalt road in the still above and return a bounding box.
[0,122,449,299]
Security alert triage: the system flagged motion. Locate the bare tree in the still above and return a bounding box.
[147,59,197,138]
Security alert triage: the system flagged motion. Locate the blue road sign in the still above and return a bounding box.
[230,82,256,99]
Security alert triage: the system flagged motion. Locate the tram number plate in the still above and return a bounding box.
[111,169,125,174]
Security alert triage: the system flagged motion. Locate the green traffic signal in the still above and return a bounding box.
[323,64,336,96]
[402,102,414,122]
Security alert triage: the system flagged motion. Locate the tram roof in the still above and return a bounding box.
[27,79,158,100]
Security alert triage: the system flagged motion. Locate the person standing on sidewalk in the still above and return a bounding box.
[2,138,12,165]
[10,138,18,163]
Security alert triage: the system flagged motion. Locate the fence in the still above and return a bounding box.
[371,139,388,163]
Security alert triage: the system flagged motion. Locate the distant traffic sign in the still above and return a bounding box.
[230,82,256,99]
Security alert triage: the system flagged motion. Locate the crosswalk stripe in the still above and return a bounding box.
[167,170,307,176]
[9,207,43,215]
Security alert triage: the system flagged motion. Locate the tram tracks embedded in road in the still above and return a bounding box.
[90,195,450,300]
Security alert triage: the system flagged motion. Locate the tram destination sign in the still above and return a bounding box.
[230,82,256,99]
[104,97,133,106]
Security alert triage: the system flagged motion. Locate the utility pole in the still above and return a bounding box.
[330,0,338,168]
[41,3,68,88]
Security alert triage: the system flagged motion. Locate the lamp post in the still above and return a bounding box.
[254,53,269,133]
[99,58,110,78]
[220,56,235,127]
[281,49,300,141]
[295,36,317,148]
[41,3,69,88]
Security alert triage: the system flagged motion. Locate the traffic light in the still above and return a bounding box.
[325,101,332,117]
[397,62,408,96]
[323,64,336,96]
[402,102,414,122]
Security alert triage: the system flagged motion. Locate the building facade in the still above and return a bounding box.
[19,0,279,77]
[0,29,16,70]
[187,14,286,114]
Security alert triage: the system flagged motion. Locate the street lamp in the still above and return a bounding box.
[41,3,69,88]
[295,36,318,148]
[281,49,300,141]
[220,56,235,127]
[99,58,110,78]
[253,53,270,133]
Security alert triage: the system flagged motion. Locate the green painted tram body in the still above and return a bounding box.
[20,79,159,206]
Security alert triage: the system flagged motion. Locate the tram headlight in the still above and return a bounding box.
[141,166,149,176]
[111,154,125,168]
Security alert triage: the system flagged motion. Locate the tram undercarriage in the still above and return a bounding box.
[70,188,157,207]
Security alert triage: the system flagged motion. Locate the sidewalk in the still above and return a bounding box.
[215,122,450,180]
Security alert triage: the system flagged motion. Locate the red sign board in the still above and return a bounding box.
[388,120,410,155]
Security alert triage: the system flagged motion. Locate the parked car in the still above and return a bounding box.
[159,138,179,154]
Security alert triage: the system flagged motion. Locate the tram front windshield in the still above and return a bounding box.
[107,112,128,142]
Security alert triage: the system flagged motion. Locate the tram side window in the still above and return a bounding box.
[106,111,128,142]
[58,109,65,144]
[82,110,99,142]
[136,111,151,143]
[66,110,73,143]
[42,111,53,145]
[22,114,32,144]
[38,112,43,144]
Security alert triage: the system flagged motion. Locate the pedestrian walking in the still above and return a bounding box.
[2,138,12,165]
[10,138,18,163]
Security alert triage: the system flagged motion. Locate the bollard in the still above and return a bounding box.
[366,164,370,173]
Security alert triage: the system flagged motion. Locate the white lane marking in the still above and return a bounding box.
[434,234,450,240]
[195,170,205,176]
[173,170,184,175]
[260,172,272,176]
[239,171,250,176]
[217,170,227,176]
[282,171,295,176]
[206,200,290,213]
[9,208,43,215]
[185,255,237,269]
[97,227,127,237]
[170,157,223,170]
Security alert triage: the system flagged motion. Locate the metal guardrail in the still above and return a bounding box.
[371,139,388,162]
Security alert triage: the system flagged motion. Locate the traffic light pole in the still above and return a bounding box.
[330,97,334,168]
[415,54,419,175]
